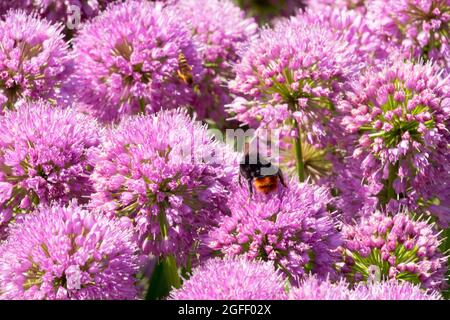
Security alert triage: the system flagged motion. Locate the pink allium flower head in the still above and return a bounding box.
[307,0,370,14]
[0,101,100,236]
[340,59,450,226]
[0,1,116,26]
[289,275,358,300]
[90,109,238,264]
[294,7,389,65]
[0,10,72,111]
[321,155,379,223]
[228,18,358,147]
[340,211,447,291]
[354,280,442,300]
[170,257,287,300]
[204,181,341,280]
[367,0,450,65]
[289,275,442,300]
[71,0,204,122]
[0,203,141,300]
[174,0,257,126]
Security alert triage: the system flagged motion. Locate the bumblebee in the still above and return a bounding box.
[177,52,193,85]
[239,152,286,197]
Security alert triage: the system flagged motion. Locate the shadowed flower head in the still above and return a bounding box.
[280,136,333,182]
[235,0,306,23]
[204,181,341,280]
[340,59,450,226]
[320,155,379,223]
[340,210,447,291]
[0,203,142,300]
[0,10,72,111]
[228,18,358,147]
[0,101,100,236]
[174,0,257,126]
[0,1,117,26]
[71,0,203,122]
[90,109,238,264]
[170,257,287,300]
[367,0,450,65]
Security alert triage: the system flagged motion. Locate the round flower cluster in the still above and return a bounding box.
[71,0,203,122]
[367,0,450,65]
[228,18,358,147]
[0,101,100,235]
[340,59,450,226]
[170,257,288,300]
[0,1,116,26]
[289,275,359,300]
[353,280,442,300]
[90,109,238,264]
[307,0,370,14]
[174,0,257,126]
[279,135,334,182]
[204,182,341,279]
[340,211,447,291]
[294,6,388,65]
[289,275,442,300]
[0,203,141,300]
[0,10,71,111]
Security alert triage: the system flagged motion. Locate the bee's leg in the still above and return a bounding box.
[238,174,242,187]
[247,179,253,198]
[278,170,287,187]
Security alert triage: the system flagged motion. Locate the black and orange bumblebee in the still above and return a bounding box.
[239,152,286,197]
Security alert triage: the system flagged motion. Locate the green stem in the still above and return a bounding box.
[385,162,399,204]
[146,206,181,299]
[164,255,181,287]
[146,255,181,300]
[158,206,181,288]
[158,207,169,239]
[139,98,146,114]
[292,118,305,182]
[444,228,450,299]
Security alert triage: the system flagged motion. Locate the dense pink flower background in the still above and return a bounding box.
[0,0,448,300]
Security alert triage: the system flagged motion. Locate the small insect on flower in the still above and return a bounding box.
[177,52,194,85]
[239,152,286,197]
